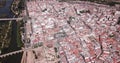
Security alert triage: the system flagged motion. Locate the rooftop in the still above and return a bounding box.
[21,0,120,63]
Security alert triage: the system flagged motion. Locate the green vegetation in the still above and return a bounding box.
[16,21,24,47]
[33,42,43,48]
[109,33,115,38]
[11,0,25,16]
[0,21,12,49]
[18,0,25,10]
[12,0,25,47]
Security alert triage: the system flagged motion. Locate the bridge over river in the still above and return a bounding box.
[0,48,35,58]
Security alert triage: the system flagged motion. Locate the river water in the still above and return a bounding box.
[0,0,22,63]
[0,0,14,18]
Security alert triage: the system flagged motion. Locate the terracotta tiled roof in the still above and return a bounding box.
[23,0,120,63]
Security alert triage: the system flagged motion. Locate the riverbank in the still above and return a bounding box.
[11,0,24,48]
[11,0,20,15]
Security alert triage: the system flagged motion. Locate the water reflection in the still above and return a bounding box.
[0,0,14,18]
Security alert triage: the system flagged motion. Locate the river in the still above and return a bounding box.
[0,0,22,63]
[0,0,14,18]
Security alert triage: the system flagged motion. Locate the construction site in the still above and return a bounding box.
[0,0,120,63]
